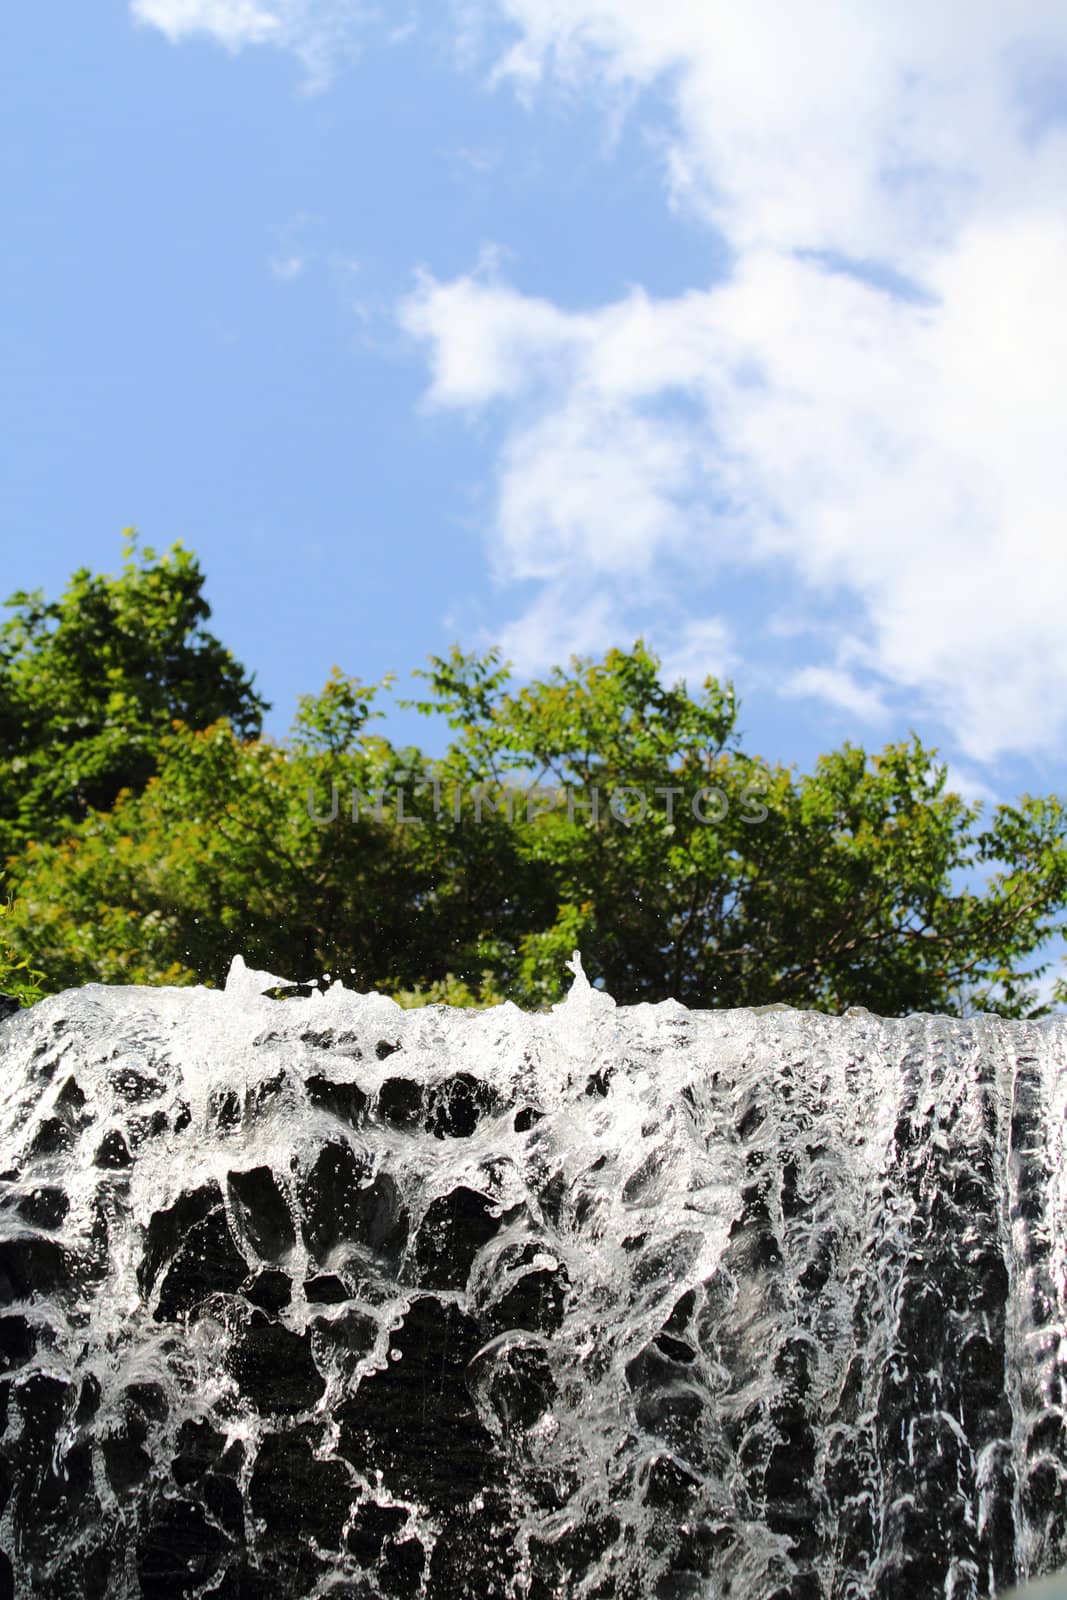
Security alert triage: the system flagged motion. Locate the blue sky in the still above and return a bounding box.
[4,2,1067,812]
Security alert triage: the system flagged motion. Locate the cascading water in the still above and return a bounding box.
[0,953,1065,1600]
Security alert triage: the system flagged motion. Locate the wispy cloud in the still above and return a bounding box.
[452,144,503,177]
[480,1,1067,257]
[130,0,382,88]
[270,254,306,280]
[400,2,1067,763]
[657,617,736,693]
[783,667,889,727]
[938,763,1000,809]
[132,0,281,49]
[130,0,1067,762]
[268,212,321,282]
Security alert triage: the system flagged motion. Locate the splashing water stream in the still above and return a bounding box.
[0,955,1065,1598]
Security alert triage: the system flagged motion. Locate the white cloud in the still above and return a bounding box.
[494,587,623,677]
[482,1,1067,258]
[938,764,1000,809]
[494,399,705,583]
[130,0,377,86]
[133,0,1067,760]
[133,0,281,48]
[400,2,1067,763]
[657,617,735,692]
[270,253,305,280]
[404,232,1067,759]
[132,0,281,47]
[400,268,591,410]
[453,145,502,175]
[783,667,889,727]
[489,587,735,686]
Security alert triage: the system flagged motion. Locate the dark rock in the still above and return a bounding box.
[306,1073,368,1127]
[0,1315,35,1372]
[55,1076,87,1114]
[173,1418,226,1486]
[204,1471,245,1539]
[102,1407,152,1494]
[249,1428,353,1550]
[634,1381,708,1465]
[126,1382,169,1421]
[640,1451,702,1510]
[210,1088,242,1129]
[129,1107,169,1143]
[48,1543,113,1600]
[228,1312,325,1414]
[537,1168,567,1227]
[381,1536,425,1597]
[29,1116,74,1156]
[109,1065,165,1103]
[469,1335,556,1432]
[349,1170,408,1266]
[300,1140,368,1257]
[656,1332,696,1364]
[376,1077,422,1129]
[409,1187,510,1290]
[338,1295,497,1509]
[0,1234,68,1303]
[482,1249,569,1338]
[663,1288,696,1335]
[246,1069,288,1118]
[528,1514,621,1600]
[141,1185,220,1292]
[346,1501,409,1566]
[301,1142,408,1267]
[10,1374,94,1563]
[76,1373,101,1423]
[15,1185,69,1228]
[305,1272,350,1303]
[136,1497,229,1597]
[243,1267,292,1313]
[425,1496,515,1600]
[425,1073,499,1138]
[141,1184,247,1321]
[310,1306,377,1379]
[299,1026,362,1055]
[626,1337,696,1395]
[93,1129,132,1169]
[226,1166,295,1261]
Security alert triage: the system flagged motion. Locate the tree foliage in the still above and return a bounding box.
[3,585,1065,1016]
[0,877,45,1009]
[0,533,266,864]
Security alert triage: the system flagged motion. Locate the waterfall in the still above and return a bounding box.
[1,955,1065,1599]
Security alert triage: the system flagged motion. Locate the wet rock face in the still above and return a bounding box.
[0,974,1066,1598]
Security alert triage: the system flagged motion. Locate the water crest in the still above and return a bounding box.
[0,955,1064,1598]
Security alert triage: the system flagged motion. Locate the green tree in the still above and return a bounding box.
[5,638,1066,1017]
[0,533,266,864]
[408,644,1067,1013]
[1,664,538,997]
[0,876,45,1009]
